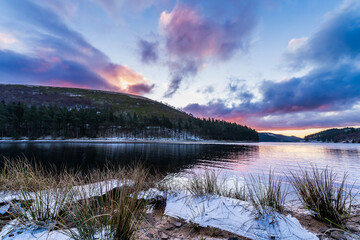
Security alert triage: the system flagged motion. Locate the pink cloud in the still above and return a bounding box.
[98,64,154,95]
[159,4,256,61]
[158,2,257,97]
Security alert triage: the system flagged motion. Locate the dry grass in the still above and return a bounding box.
[226,179,247,201]
[2,157,358,239]
[288,166,356,226]
[0,157,153,239]
[0,157,57,191]
[61,179,147,240]
[185,169,226,196]
[246,170,288,216]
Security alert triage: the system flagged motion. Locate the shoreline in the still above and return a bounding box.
[1,138,359,145]
[0,138,257,145]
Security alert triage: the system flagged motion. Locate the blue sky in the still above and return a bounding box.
[0,0,359,137]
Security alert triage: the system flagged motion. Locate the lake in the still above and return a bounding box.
[1,141,360,191]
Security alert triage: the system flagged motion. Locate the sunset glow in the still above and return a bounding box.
[0,0,359,137]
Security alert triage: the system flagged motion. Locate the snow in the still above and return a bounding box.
[0,184,319,240]
[0,180,123,204]
[0,221,71,240]
[0,180,124,240]
[165,191,318,240]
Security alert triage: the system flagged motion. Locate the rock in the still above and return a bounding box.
[160,232,169,240]
[174,221,182,228]
[346,224,360,232]
[145,232,154,238]
[165,225,175,231]
[330,231,346,240]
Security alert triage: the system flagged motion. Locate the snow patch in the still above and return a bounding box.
[165,191,318,240]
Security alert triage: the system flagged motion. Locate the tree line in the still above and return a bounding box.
[0,101,258,141]
[305,127,360,143]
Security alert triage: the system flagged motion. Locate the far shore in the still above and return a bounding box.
[0,138,258,145]
[1,138,359,145]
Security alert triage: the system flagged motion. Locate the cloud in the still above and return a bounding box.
[287,37,308,52]
[184,1,360,130]
[138,39,158,64]
[34,0,78,20]
[164,59,199,97]
[0,50,108,89]
[158,1,258,97]
[0,0,154,95]
[244,108,360,130]
[98,64,153,94]
[285,1,360,69]
[197,86,214,94]
[159,3,256,60]
[0,32,18,49]
[184,64,360,128]
[127,83,155,95]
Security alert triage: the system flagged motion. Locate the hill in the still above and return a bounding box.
[0,84,258,141]
[259,132,302,142]
[0,84,188,120]
[305,127,360,143]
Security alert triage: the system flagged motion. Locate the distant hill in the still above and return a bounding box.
[305,127,360,143]
[259,132,302,142]
[0,84,258,141]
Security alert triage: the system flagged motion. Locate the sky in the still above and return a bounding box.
[0,0,359,137]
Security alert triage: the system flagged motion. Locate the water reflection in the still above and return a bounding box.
[0,143,258,174]
[0,142,359,190]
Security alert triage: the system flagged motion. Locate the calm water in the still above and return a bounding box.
[0,142,360,190]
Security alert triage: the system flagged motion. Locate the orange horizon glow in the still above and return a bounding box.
[259,126,360,138]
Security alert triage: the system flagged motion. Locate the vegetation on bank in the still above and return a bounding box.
[0,84,258,141]
[289,166,356,226]
[0,158,155,240]
[305,127,360,143]
[0,158,358,239]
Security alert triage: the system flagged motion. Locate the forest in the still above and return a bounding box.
[305,127,360,143]
[0,101,259,141]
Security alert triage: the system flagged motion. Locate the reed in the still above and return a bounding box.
[226,179,247,201]
[1,157,151,239]
[288,166,355,225]
[185,169,225,196]
[246,170,288,216]
[61,177,147,240]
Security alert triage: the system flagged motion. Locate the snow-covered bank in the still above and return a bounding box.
[0,187,320,240]
[0,180,124,240]
[0,180,123,203]
[165,191,318,240]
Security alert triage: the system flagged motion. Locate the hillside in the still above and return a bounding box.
[0,84,258,141]
[305,127,360,143]
[0,84,188,121]
[259,132,302,142]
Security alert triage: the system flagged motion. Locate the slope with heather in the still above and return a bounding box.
[0,84,258,141]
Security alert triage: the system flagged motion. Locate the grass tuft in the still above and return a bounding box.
[0,157,152,239]
[185,169,225,196]
[288,165,356,226]
[61,179,147,240]
[246,170,288,216]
